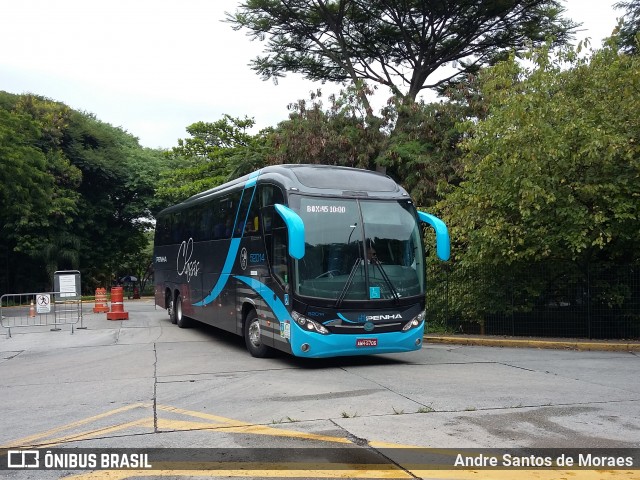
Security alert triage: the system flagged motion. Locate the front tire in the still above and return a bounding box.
[244,310,271,358]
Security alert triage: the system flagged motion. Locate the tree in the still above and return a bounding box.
[615,0,640,54]
[442,43,640,269]
[268,87,387,169]
[227,0,577,114]
[0,91,168,293]
[376,73,487,207]
[157,115,270,205]
[432,42,640,328]
[60,110,167,288]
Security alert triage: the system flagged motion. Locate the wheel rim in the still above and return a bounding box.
[248,319,261,347]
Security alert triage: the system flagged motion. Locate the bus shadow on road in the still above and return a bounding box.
[176,318,408,370]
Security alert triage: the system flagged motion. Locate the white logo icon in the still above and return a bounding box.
[8,450,40,468]
[240,248,248,270]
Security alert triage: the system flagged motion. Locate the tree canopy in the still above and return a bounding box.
[441,42,640,269]
[0,92,167,293]
[615,0,640,54]
[156,115,270,205]
[227,0,577,113]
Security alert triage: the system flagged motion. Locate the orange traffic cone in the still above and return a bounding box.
[29,301,36,317]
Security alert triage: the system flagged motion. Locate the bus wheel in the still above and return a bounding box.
[174,294,190,328]
[168,296,177,324]
[244,310,270,358]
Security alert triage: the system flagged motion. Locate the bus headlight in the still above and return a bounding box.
[402,310,425,332]
[291,311,330,335]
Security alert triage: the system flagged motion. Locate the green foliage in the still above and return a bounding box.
[437,42,640,325]
[0,91,167,293]
[0,94,81,259]
[444,43,640,268]
[376,90,478,207]
[228,0,577,107]
[268,87,387,169]
[157,115,269,205]
[614,0,640,54]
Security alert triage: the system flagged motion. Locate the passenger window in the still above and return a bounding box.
[243,189,260,237]
[263,205,288,286]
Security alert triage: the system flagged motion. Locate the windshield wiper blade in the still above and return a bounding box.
[335,258,363,308]
[371,260,400,303]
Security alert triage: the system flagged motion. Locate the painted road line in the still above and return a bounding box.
[0,402,150,449]
[65,467,640,480]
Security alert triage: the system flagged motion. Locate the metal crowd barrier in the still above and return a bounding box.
[0,292,84,338]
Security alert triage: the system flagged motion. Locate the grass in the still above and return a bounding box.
[417,406,435,413]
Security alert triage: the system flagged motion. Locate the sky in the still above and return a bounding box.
[0,0,623,150]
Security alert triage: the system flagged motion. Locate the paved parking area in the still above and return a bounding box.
[1,300,639,478]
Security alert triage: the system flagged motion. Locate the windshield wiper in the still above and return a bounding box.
[335,258,363,308]
[371,259,400,303]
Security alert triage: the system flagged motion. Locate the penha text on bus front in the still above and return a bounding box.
[153,164,449,358]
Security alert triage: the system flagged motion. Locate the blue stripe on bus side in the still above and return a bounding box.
[245,169,261,188]
[231,188,246,238]
[240,185,257,235]
[234,275,292,324]
[193,238,242,306]
[193,171,262,307]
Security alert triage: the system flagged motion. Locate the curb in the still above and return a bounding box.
[425,335,640,352]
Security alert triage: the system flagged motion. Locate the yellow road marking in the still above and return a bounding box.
[22,418,154,449]
[66,466,412,479]
[5,404,640,480]
[410,470,640,479]
[64,468,640,480]
[0,403,150,449]
[157,404,353,444]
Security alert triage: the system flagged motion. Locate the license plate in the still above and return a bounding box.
[356,338,378,347]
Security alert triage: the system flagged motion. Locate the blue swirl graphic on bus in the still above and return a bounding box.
[193,238,242,307]
[234,275,292,323]
[193,171,261,307]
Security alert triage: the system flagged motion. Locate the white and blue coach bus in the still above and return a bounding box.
[154,164,449,358]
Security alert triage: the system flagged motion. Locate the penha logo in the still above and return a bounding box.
[366,314,402,321]
[176,238,200,283]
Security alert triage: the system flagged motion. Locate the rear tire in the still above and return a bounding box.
[244,310,271,358]
[168,295,177,324]
[174,294,190,328]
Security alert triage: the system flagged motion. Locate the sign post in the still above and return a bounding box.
[53,270,85,329]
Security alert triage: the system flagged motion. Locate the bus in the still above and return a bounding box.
[153,164,449,358]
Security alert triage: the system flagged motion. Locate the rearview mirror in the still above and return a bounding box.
[274,204,305,259]
[418,211,450,261]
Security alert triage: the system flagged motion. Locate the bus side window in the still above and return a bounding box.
[262,206,288,286]
[258,184,284,234]
[244,192,260,236]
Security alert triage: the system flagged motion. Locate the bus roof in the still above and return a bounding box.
[159,164,409,215]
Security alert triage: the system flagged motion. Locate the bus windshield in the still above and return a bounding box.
[292,196,426,302]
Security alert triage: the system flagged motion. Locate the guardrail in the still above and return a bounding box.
[0,292,84,338]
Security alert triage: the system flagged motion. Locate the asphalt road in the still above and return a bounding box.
[1,299,639,479]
